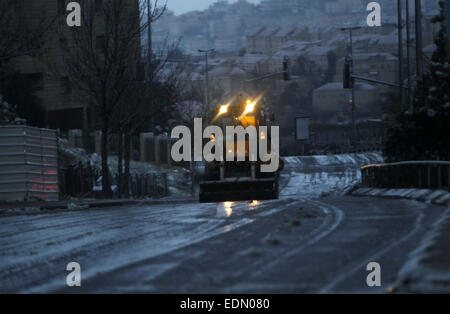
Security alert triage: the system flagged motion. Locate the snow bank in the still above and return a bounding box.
[281,152,383,199]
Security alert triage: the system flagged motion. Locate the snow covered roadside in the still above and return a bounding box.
[395,207,450,293]
[59,138,192,198]
[351,188,450,206]
[281,152,383,199]
[0,197,198,217]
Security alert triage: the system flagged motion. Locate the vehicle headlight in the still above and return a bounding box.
[219,105,228,115]
[244,101,255,114]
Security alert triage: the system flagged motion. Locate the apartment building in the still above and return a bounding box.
[312,82,378,123]
[8,0,140,130]
[246,26,310,56]
[335,53,398,94]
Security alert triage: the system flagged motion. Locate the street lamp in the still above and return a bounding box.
[198,49,215,107]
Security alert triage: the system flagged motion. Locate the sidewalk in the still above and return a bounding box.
[0,196,198,217]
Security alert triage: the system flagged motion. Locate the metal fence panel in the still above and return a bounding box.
[0,126,59,201]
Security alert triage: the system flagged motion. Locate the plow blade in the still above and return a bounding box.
[199,177,278,203]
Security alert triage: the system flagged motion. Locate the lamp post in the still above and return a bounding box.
[198,49,215,107]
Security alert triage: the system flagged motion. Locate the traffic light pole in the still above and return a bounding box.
[341,26,360,151]
[198,49,215,107]
[245,57,290,82]
[351,74,409,89]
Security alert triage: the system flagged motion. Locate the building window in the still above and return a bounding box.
[57,0,66,16]
[60,77,71,95]
[96,35,105,52]
[27,73,44,91]
[59,37,68,52]
[95,0,104,14]
[136,63,145,81]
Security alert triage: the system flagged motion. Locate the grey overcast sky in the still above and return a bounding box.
[166,0,261,15]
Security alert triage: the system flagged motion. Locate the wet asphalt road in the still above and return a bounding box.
[0,195,445,293]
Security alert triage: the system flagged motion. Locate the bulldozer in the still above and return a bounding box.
[199,93,282,203]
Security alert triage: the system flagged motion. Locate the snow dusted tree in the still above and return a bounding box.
[0,95,25,126]
[59,0,153,198]
[383,1,450,162]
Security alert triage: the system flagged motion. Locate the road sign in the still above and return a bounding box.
[295,117,310,141]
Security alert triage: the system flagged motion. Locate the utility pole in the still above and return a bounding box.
[198,49,215,107]
[446,0,450,58]
[341,26,361,151]
[406,0,412,111]
[147,0,153,80]
[397,0,404,106]
[415,0,424,77]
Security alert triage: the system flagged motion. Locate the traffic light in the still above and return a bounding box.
[343,59,353,89]
[283,57,290,81]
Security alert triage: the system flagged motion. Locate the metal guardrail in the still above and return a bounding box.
[361,161,450,191]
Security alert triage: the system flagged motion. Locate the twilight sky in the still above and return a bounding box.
[166,0,261,15]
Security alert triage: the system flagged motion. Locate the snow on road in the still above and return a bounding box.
[0,199,290,293]
[0,152,383,293]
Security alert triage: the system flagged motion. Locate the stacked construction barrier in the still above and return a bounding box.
[0,126,59,201]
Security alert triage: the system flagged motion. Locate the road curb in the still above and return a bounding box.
[351,187,450,206]
[47,197,199,210]
[0,197,199,217]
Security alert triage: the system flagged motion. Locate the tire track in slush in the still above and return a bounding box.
[248,200,344,279]
[317,203,426,294]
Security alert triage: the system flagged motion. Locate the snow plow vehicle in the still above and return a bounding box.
[199,94,282,203]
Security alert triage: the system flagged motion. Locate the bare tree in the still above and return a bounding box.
[111,40,186,197]
[0,1,55,80]
[177,73,231,127]
[60,0,153,198]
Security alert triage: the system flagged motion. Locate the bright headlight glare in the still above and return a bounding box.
[245,103,255,113]
[219,105,228,114]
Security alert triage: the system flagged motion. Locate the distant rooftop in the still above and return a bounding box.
[208,65,246,77]
[314,82,377,92]
[337,53,397,62]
